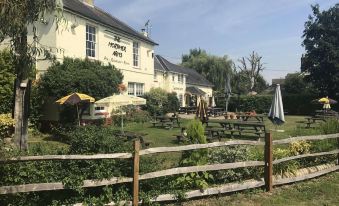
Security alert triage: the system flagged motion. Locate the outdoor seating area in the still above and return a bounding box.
[205,119,266,140]
[302,109,339,128]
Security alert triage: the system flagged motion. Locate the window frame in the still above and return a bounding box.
[133,41,140,67]
[86,24,97,58]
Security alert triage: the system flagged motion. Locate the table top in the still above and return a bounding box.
[207,119,265,126]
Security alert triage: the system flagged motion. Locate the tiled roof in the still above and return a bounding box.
[154,55,213,87]
[63,0,158,45]
[186,86,206,95]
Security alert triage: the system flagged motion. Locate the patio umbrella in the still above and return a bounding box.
[56,93,95,126]
[211,96,216,107]
[95,94,147,133]
[224,74,232,113]
[268,84,285,128]
[196,97,208,123]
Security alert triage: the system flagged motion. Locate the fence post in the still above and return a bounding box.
[133,140,140,206]
[264,132,273,192]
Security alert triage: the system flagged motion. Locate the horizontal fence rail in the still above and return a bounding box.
[273,149,339,164]
[139,140,264,156]
[0,176,133,195]
[0,153,133,163]
[139,161,265,180]
[273,133,339,145]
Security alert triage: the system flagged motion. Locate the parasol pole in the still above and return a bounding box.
[76,104,80,126]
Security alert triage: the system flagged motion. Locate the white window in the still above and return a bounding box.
[178,94,183,106]
[128,82,144,96]
[136,83,144,96]
[133,42,139,67]
[128,83,135,95]
[86,25,96,58]
[154,72,157,81]
[178,74,184,83]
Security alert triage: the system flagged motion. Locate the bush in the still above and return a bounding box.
[0,113,15,139]
[143,88,180,116]
[0,49,15,114]
[320,119,339,134]
[33,58,123,126]
[68,126,131,154]
[217,94,322,115]
[164,92,180,113]
[208,146,255,183]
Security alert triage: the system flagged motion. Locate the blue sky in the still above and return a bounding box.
[95,0,337,83]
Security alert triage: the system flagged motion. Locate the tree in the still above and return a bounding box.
[232,70,267,94]
[37,58,123,100]
[181,48,234,91]
[0,0,62,150]
[0,50,15,114]
[301,4,339,97]
[34,58,123,123]
[284,72,315,94]
[236,51,265,92]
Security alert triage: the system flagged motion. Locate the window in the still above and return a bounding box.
[172,74,175,82]
[178,74,184,83]
[154,72,157,81]
[128,83,135,95]
[95,106,105,111]
[136,83,144,96]
[86,25,96,57]
[128,82,144,96]
[133,42,139,67]
[178,94,183,106]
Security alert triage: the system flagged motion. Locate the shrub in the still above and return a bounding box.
[320,119,339,134]
[0,49,15,114]
[208,146,255,183]
[143,88,180,116]
[273,148,299,176]
[217,94,322,115]
[0,113,15,139]
[289,140,311,156]
[164,92,180,113]
[68,126,131,154]
[177,120,211,190]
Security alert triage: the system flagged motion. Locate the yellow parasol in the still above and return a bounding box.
[56,93,95,104]
[56,93,95,125]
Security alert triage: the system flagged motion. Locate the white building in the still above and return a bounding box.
[1,0,214,119]
[154,55,214,107]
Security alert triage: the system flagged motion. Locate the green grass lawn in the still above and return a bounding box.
[168,171,339,206]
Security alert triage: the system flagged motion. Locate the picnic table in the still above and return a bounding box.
[236,114,266,122]
[115,131,150,147]
[179,106,197,114]
[205,119,266,139]
[208,107,224,117]
[151,115,181,128]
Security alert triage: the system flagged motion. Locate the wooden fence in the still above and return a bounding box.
[0,133,338,206]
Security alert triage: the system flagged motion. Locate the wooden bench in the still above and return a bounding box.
[229,129,263,138]
[205,127,225,141]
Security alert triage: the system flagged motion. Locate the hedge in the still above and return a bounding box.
[216,94,337,115]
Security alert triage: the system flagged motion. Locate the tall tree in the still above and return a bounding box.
[181,48,233,91]
[284,72,315,95]
[0,0,62,150]
[236,51,265,92]
[301,4,339,97]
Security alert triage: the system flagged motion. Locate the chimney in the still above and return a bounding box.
[141,28,148,37]
[81,0,94,7]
